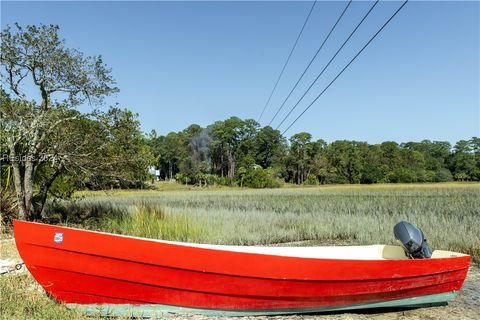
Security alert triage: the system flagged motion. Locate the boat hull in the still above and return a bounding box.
[13,220,470,316]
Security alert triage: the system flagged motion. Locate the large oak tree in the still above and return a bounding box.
[0,24,145,220]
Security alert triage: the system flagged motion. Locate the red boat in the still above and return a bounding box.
[14,220,470,317]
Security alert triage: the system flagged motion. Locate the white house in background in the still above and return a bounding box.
[148,166,160,180]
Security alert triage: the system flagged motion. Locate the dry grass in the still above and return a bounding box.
[0,239,80,319]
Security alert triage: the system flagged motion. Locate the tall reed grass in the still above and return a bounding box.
[98,202,204,242]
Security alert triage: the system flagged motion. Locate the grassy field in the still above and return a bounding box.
[49,182,480,260]
[1,182,479,319]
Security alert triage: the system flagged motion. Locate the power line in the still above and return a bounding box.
[268,0,353,127]
[281,0,409,135]
[276,0,379,131]
[257,0,317,123]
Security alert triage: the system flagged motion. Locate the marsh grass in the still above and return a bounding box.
[98,202,205,242]
[42,183,480,262]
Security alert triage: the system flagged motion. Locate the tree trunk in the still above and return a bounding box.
[10,149,27,220]
[33,164,63,219]
[227,149,235,179]
[23,158,35,219]
[221,153,224,177]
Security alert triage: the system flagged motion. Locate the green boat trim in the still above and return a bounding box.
[66,291,457,318]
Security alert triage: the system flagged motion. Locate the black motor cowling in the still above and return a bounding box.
[394,221,432,259]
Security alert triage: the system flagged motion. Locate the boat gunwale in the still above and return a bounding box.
[13,220,469,262]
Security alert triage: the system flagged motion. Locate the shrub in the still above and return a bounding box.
[48,175,78,199]
[304,174,319,185]
[0,189,18,228]
[435,168,453,182]
[387,168,417,183]
[204,174,219,186]
[243,168,281,188]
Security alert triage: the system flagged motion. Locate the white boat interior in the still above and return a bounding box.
[51,223,468,261]
[163,242,466,260]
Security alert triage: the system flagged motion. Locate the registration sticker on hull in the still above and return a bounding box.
[54,232,64,244]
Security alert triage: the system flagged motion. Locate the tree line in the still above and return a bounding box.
[147,116,480,187]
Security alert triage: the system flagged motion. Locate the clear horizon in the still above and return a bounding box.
[1,1,479,144]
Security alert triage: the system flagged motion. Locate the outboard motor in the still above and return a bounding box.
[394,221,432,259]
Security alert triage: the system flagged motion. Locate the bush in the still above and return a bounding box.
[48,175,78,199]
[0,189,18,228]
[42,198,125,224]
[387,168,417,183]
[216,176,234,187]
[425,170,437,182]
[204,174,219,186]
[243,168,281,188]
[304,174,319,185]
[175,173,190,185]
[435,168,453,182]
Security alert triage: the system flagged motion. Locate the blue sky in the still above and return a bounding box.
[1,1,479,144]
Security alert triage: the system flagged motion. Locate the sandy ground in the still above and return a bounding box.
[1,238,478,320]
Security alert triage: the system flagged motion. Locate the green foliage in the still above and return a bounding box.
[448,140,479,181]
[1,24,140,220]
[0,24,118,106]
[435,168,454,182]
[287,132,315,184]
[304,173,319,185]
[47,175,78,199]
[0,189,17,226]
[387,167,418,183]
[175,173,190,185]
[0,163,12,190]
[93,107,154,188]
[146,118,478,188]
[327,140,366,184]
[254,126,287,169]
[0,164,17,224]
[243,167,281,188]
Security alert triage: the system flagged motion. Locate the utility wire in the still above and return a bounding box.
[268,0,353,127]
[257,0,317,123]
[281,0,409,135]
[276,0,379,131]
